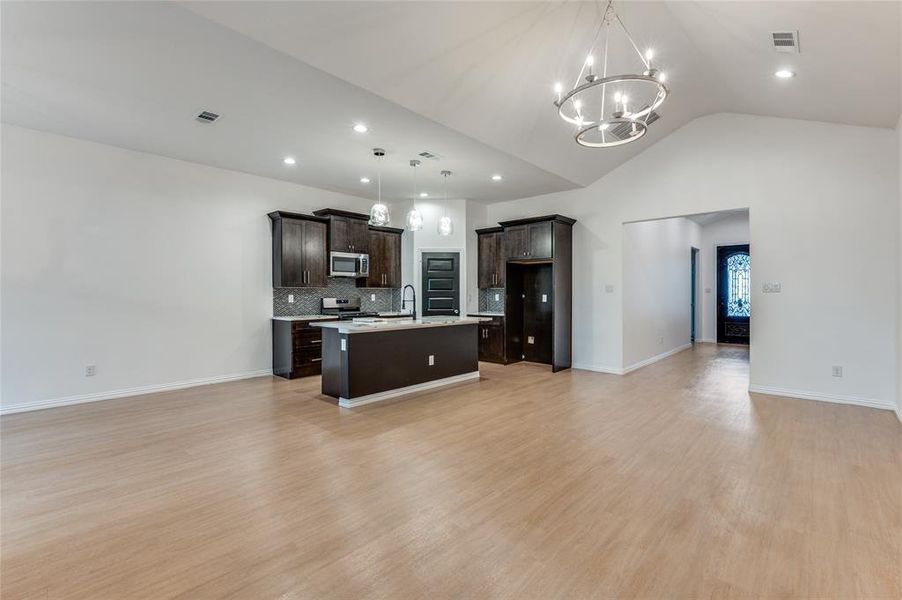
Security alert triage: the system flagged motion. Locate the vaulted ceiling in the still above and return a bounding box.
[3,1,899,203]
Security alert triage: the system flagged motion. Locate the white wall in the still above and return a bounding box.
[897,113,902,416]
[486,113,898,409]
[622,217,700,369]
[465,200,489,312]
[0,125,373,410]
[698,212,751,343]
[408,197,470,315]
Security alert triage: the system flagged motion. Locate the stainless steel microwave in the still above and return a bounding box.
[329,252,369,278]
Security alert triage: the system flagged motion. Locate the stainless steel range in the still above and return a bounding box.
[320,297,378,320]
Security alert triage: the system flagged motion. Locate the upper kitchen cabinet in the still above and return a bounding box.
[268,211,328,288]
[364,225,402,288]
[476,226,505,288]
[313,208,370,254]
[500,215,575,260]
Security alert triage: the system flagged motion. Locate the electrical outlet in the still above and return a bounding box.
[288,294,295,303]
[541,294,547,303]
[340,339,347,352]
[763,282,782,293]
[527,336,535,344]
[370,293,376,302]
[658,336,664,345]
[705,287,711,293]
[832,365,843,377]
[85,364,96,377]
[605,284,614,293]
[428,354,435,366]
[494,293,500,301]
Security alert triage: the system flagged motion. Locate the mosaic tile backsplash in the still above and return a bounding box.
[273,277,400,316]
[478,288,505,313]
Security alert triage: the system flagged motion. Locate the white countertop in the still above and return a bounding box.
[272,315,339,322]
[312,315,489,334]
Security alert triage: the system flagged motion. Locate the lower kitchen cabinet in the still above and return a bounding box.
[476,316,506,363]
[272,318,336,378]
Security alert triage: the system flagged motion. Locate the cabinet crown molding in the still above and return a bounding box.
[497,214,576,227]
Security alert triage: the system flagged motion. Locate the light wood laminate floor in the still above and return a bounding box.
[2,345,901,599]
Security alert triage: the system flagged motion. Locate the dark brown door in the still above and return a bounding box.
[528,222,553,259]
[478,322,505,363]
[383,231,401,288]
[329,216,349,252]
[421,252,459,316]
[503,225,528,259]
[477,232,496,288]
[303,220,328,287]
[365,229,386,287]
[280,218,305,287]
[717,244,750,344]
[522,264,553,364]
[349,218,369,253]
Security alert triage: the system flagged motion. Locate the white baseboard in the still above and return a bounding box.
[572,363,625,375]
[748,384,895,412]
[896,407,902,425]
[696,338,717,344]
[0,369,274,415]
[622,343,693,374]
[572,344,693,376]
[339,371,480,408]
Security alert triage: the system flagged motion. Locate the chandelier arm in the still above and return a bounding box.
[600,19,609,124]
[613,8,650,70]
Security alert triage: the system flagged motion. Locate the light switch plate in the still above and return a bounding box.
[288,294,295,303]
[85,365,96,377]
[832,365,843,377]
[762,282,782,293]
[428,355,435,366]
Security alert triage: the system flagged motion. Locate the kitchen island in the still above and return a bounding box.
[312,316,488,407]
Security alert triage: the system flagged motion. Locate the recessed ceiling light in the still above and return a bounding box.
[360,177,370,184]
[353,123,368,133]
[283,157,296,165]
[491,174,503,181]
[419,192,429,198]
[774,69,795,79]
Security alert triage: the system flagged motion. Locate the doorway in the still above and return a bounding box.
[716,244,750,344]
[420,252,460,316]
[690,247,699,343]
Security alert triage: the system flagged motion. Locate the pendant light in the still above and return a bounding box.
[437,170,453,236]
[405,159,423,231]
[368,148,390,226]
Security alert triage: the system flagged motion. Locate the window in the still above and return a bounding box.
[726,253,751,317]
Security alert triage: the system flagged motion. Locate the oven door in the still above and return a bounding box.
[330,252,368,277]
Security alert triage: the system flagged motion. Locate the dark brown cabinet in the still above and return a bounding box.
[268,211,328,288]
[477,316,506,363]
[498,215,576,372]
[502,221,552,259]
[365,226,402,288]
[476,227,505,288]
[313,208,370,254]
[272,318,336,378]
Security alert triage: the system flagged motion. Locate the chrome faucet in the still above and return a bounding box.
[401,284,417,319]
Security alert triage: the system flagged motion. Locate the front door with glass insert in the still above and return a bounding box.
[717,244,750,345]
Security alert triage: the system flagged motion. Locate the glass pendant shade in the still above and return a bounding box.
[369,202,390,226]
[406,208,423,231]
[437,215,454,236]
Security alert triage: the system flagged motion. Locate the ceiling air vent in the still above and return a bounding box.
[771,31,799,53]
[195,110,221,123]
[609,111,660,141]
[418,151,439,160]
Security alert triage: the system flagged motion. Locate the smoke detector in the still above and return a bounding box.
[771,31,800,53]
[195,110,221,123]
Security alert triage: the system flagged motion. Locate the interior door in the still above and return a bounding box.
[717,244,750,344]
[421,252,459,316]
